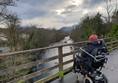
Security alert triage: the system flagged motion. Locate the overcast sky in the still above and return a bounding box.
[8,0,118,29]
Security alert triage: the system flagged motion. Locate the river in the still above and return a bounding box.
[33,36,75,82]
[0,47,10,53]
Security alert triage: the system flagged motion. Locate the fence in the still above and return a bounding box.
[0,36,118,83]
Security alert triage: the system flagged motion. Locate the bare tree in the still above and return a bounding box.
[5,13,21,51]
[0,0,16,6]
[0,0,20,51]
[112,4,118,24]
[0,0,17,23]
[103,0,118,23]
[102,0,118,33]
[103,0,113,23]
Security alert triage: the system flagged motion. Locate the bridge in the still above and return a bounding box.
[0,37,118,83]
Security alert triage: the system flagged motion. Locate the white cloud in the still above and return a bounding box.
[0,24,6,28]
[82,10,89,15]
[55,9,66,17]
[68,0,84,6]
[22,17,65,29]
[1,0,117,29]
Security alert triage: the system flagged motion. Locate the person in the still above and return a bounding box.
[73,34,108,73]
[81,34,108,59]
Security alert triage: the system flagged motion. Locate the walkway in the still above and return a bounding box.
[52,49,118,83]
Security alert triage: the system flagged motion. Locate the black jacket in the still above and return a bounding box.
[81,40,108,60]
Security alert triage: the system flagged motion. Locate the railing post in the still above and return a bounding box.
[110,38,113,51]
[58,46,64,78]
[117,37,118,48]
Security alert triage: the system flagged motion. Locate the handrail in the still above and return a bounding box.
[0,36,117,83]
[0,40,88,57]
[0,36,117,57]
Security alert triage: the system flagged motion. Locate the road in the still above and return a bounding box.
[52,49,118,83]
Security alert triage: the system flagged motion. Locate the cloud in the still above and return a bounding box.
[4,0,117,29]
[68,0,84,6]
[82,0,104,9]
[65,5,77,9]
[22,16,65,29]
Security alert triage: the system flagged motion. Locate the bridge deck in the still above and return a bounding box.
[51,49,118,83]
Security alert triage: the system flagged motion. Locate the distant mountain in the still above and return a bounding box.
[60,24,79,32]
[60,27,73,32]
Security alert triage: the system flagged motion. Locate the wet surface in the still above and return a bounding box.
[52,49,118,83]
[102,49,118,83]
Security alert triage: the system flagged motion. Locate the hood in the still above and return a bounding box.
[86,39,105,45]
[92,40,104,45]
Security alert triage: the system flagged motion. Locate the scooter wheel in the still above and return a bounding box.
[100,75,108,83]
[84,77,93,83]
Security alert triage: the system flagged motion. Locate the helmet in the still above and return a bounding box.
[89,34,98,43]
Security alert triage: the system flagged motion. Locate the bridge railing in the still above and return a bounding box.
[0,36,118,83]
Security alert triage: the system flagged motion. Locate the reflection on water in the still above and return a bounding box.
[0,47,10,53]
[33,36,74,82]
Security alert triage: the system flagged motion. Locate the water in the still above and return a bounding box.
[0,47,10,53]
[102,49,118,83]
[33,36,74,81]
